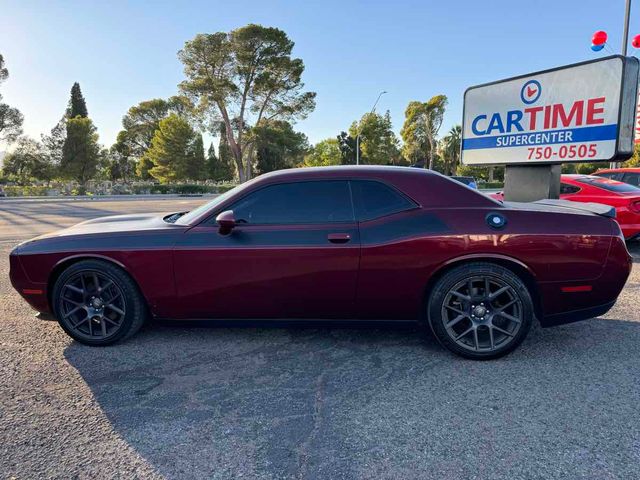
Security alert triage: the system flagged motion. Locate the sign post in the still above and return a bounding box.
[461,56,639,202]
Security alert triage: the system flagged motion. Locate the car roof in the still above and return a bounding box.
[562,174,632,188]
[563,174,611,180]
[258,165,438,180]
[252,165,445,185]
[562,174,590,181]
[563,174,607,184]
[596,167,640,173]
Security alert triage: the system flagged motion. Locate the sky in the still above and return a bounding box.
[0,0,636,150]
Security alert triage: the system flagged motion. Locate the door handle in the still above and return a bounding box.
[328,233,351,244]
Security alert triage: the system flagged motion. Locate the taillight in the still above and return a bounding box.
[630,200,640,214]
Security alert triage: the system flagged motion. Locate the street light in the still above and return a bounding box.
[622,0,631,56]
[611,0,632,168]
[356,90,387,165]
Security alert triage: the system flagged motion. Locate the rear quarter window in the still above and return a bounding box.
[351,180,417,221]
[560,183,581,194]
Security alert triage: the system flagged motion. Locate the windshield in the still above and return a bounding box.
[575,176,640,193]
[174,180,257,225]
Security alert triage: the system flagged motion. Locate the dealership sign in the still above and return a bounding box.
[461,56,639,165]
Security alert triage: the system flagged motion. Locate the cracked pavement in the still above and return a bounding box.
[1,198,640,479]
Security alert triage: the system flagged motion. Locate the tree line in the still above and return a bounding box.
[3,24,625,191]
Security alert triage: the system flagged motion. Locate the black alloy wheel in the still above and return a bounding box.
[53,260,146,345]
[428,262,534,360]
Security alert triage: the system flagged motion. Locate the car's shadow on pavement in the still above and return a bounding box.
[64,317,640,479]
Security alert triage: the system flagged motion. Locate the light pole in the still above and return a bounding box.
[612,0,632,168]
[356,90,387,165]
[623,0,631,56]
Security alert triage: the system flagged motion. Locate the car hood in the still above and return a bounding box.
[56,213,173,236]
[17,213,185,249]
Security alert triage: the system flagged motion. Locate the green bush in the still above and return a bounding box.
[2,183,238,197]
[216,184,236,194]
[131,183,236,195]
[111,184,132,195]
[174,184,214,194]
[3,186,50,196]
[150,185,173,194]
[479,182,504,189]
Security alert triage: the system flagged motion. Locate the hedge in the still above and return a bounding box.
[479,182,504,189]
[3,186,52,197]
[131,184,235,195]
[1,184,237,197]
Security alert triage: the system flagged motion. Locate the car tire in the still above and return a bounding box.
[52,259,147,346]
[427,262,534,360]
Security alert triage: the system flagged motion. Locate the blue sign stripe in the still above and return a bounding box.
[462,124,618,150]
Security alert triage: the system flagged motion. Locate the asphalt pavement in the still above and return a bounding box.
[1,197,640,479]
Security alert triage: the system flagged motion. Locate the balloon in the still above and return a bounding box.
[591,43,605,52]
[633,34,640,49]
[592,30,608,46]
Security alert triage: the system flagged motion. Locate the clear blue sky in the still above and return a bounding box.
[0,0,634,149]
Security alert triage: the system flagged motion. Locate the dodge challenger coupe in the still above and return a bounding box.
[9,166,632,359]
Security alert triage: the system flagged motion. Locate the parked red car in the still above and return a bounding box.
[489,175,640,240]
[491,175,640,240]
[594,167,640,187]
[560,175,640,240]
[10,167,632,359]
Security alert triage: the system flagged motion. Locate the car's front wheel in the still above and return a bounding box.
[52,259,146,346]
[427,262,534,360]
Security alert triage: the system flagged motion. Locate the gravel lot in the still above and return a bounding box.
[1,198,640,479]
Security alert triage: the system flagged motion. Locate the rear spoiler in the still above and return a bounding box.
[533,199,616,218]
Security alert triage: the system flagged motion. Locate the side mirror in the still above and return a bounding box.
[216,210,236,234]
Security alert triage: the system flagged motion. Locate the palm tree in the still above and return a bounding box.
[441,125,461,175]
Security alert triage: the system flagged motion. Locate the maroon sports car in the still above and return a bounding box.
[9,166,632,359]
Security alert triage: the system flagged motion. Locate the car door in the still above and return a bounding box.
[350,180,426,320]
[173,180,361,319]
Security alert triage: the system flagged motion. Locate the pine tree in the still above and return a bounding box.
[41,116,66,167]
[136,156,155,180]
[58,82,94,189]
[60,117,100,192]
[205,142,218,180]
[142,114,196,183]
[41,83,87,170]
[187,133,205,181]
[216,123,235,181]
[67,82,88,118]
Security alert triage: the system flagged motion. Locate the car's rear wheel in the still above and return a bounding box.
[427,262,534,360]
[52,260,146,346]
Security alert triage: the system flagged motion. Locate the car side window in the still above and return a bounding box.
[560,183,580,195]
[351,180,416,221]
[623,173,640,186]
[229,181,354,224]
[597,173,624,181]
